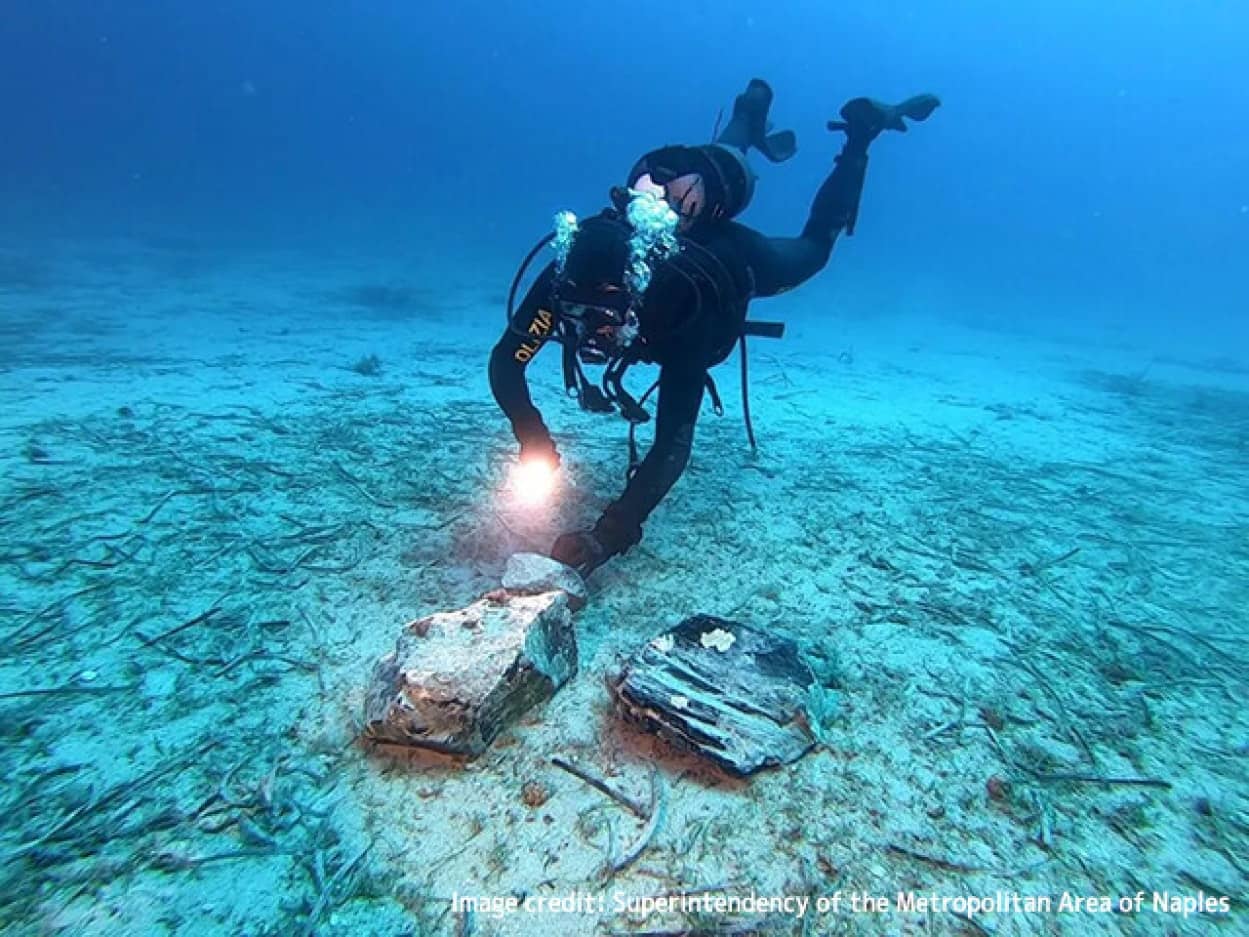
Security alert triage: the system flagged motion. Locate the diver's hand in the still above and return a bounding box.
[550,512,643,579]
[509,431,561,506]
[551,530,610,579]
[518,429,560,470]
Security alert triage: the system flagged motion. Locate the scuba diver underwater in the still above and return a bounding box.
[489,79,940,580]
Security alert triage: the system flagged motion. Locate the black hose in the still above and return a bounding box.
[505,233,555,332]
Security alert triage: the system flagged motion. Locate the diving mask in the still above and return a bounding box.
[560,300,640,364]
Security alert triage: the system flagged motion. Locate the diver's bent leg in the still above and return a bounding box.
[726,135,870,298]
[738,232,833,297]
[804,92,939,240]
[738,95,939,299]
[801,138,870,243]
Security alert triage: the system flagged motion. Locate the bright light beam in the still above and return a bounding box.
[509,457,558,506]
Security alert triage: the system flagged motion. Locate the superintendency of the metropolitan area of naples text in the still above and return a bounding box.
[452,888,1231,921]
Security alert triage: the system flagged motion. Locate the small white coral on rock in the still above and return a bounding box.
[650,634,675,654]
[699,628,736,652]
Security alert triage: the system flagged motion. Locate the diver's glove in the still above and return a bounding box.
[516,421,560,469]
[550,512,642,579]
[550,530,610,580]
[828,94,941,146]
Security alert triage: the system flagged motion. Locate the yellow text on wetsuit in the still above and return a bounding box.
[514,308,554,363]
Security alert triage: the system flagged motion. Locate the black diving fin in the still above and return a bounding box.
[828,94,942,136]
[716,78,797,163]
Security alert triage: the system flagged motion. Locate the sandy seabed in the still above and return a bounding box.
[1,238,1246,937]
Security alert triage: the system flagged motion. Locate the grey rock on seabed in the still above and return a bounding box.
[612,615,818,776]
[363,591,578,756]
[502,552,588,610]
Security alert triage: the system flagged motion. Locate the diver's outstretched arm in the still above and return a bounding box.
[488,264,560,463]
[550,362,706,577]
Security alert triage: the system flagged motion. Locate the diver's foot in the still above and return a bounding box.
[717,78,797,163]
[717,79,773,151]
[828,93,941,143]
[894,93,942,124]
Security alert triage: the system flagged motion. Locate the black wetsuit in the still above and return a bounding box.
[488,137,871,553]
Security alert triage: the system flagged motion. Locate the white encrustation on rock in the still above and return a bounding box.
[502,552,588,611]
[363,591,578,756]
[699,628,736,652]
[650,634,675,654]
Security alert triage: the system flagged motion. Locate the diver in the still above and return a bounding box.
[489,79,940,579]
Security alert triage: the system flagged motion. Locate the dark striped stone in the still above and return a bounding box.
[612,615,817,776]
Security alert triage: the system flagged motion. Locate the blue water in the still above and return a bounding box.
[2,3,1248,936]
[4,1,1246,344]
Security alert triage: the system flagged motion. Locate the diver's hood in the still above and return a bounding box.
[626,143,756,226]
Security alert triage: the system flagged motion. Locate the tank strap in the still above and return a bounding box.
[625,377,662,481]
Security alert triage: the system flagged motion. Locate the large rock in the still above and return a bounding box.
[611,615,817,776]
[363,591,577,756]
[502,552,588,610]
